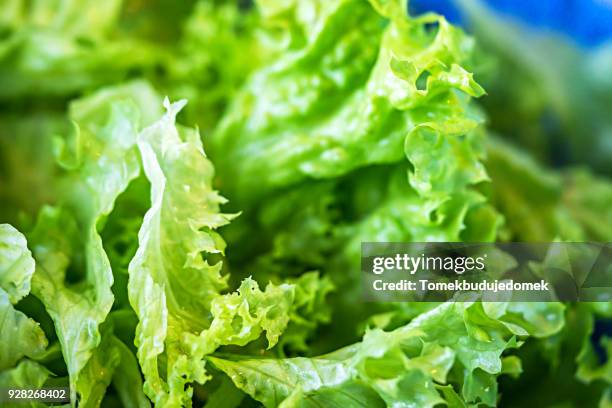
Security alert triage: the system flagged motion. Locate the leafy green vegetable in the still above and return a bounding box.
[127,99,298,406]
[212,0,486,207]
[0,0,168,100]
[0,112,67,224]
[0,224,36,303]
[27,81,157,405]
[164,1,271,132]
[0,360,51,408]
[0,224,47,371]
[127,98,230,406]
[0,0,611,407]
[485,136,612,242]
[210,301,564,407]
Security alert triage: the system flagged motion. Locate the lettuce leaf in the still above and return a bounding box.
[75,317,150,408]
[184,277,295,358]
[0,224,47,371]
[486,136,612,241]
[0,224,36,303]
[0,289,47,371]
[0,112,67,225]
[128,99,297,406]
[27,82,158,405]
[212,0,485,207]
[0,0,163,99]
[211,301,564,407]
[278,272,335,354]
[164,1,271,133]
[576,304,612,386]
[0,360,51,408]
[212,0,499,352]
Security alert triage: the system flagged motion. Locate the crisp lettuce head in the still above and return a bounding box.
[0,0,611,407]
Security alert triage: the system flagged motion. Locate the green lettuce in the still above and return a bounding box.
[0,112,66,224]
[210,301,564,407]
[485,136,612,242]
[0,0,164,100]
[27,81,158,405]
[0,360,51,408]
[164,1,271,133]
[212,0,485,205]
[0,0,611,407]
[0,224,47,371]
[127,99,297,406]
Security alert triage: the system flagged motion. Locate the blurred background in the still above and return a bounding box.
[410,0,612,175]
[411,0,612,47]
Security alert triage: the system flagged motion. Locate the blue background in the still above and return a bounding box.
[410,0,612,47]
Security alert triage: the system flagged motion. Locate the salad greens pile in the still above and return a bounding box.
[0,0,610,407]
